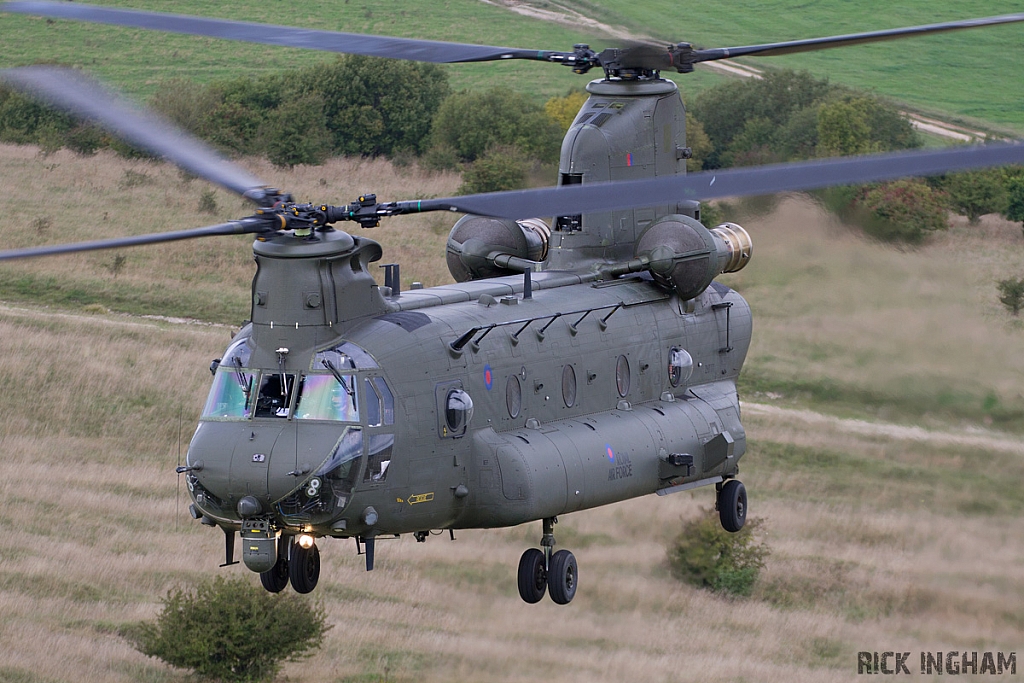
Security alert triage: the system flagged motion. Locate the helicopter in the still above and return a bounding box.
[2,2,1023,605]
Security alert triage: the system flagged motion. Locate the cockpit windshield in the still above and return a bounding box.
[295,373,359,422]
[202,366,255,419]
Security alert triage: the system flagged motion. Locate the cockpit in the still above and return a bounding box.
[202,337,394,428]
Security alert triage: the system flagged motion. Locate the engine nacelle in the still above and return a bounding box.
[636,214,752,299]
[446,216,551,281]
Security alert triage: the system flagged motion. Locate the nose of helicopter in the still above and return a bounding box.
[186,421,300,516]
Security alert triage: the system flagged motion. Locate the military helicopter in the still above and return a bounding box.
[2,2,1024,605]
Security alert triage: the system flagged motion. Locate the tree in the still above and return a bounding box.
[125,576,330,683]
[998,277,1024,316]
[684,111,712,172]
[1002,169,1024,237]
[544,89,589,132]
[428,87,562,163]
[296,55,450,157]
[817,98,872,156]
[939,169,1007,224]
[857,179,949,244]
[257,92,332,167]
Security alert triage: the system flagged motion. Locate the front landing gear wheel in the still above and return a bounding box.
[517,548,547,604]
[289,542,320,594]
[260,556,289,593]
[547,549,577,605]
[719,479,747,533]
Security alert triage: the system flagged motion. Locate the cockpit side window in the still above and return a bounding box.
[295,373,359,422]
[363,376,395,427]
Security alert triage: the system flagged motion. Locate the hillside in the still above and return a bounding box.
[1,0,1023,131]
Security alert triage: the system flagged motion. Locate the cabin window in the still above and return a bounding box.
[615,355,631,397]
[668,347,694,387]
[506,375,522,418]
[444,389,474,436]
[295,373,358,422]
[562,364,577,408]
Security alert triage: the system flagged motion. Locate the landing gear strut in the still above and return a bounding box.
[517,517,578,605]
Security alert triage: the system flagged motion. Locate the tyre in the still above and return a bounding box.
[517,548,547,604]
[547,549,577,605]
[260,556,289,593]
[719,479,747,532]
[289,542,320,594]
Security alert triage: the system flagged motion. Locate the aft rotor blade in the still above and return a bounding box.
[1,1,569,64]
[408,143,1024,220]
[0,66,272,203]
[691,13,1024,62]
[0,218,271,262]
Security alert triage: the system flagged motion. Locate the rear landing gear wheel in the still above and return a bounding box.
[547,549,578,605]
[260,556,289,593]
[719,479,747,533]
[517,548,547,604]
[289,542,320,594]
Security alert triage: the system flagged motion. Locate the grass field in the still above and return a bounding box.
[2,0,1023,131]
[1,143,1023,681]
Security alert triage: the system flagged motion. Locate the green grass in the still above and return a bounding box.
[2,0,1022,130]
[580,0,1024,133]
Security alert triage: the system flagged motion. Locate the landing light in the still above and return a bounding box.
[298,533,315,549]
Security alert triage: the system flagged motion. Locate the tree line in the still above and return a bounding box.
[2,58,1022,239]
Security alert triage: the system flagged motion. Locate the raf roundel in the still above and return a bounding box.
[605,444,616,463]
[483,364,493,391]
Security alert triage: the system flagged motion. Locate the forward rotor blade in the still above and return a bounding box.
[410,143,1024,220]
[691,13,1024,62]
[1,1,567,64]
[0,66,271,202]
[0,218,271,262]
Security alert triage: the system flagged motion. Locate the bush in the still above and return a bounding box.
[856,179,949,244]
[998,277,1024,316]
[668,509,768,597]
[458,144,529,194]
[125,576,330,682]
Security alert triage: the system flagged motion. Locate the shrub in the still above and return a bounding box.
[668,509,768,597]
[124,576,329,683]
[998,277,1024,316]
[857,179,949,244]
[458,144,529,195]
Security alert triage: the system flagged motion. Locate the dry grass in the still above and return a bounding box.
[2,145,1024,681]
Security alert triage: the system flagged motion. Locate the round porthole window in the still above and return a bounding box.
[445,389,474,434]
[506,375,522,418]
[562,364,577,408]
[668,347,694,387]
[615,355,630,397]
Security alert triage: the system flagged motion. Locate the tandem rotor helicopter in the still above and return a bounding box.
[2,1,1024,605]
